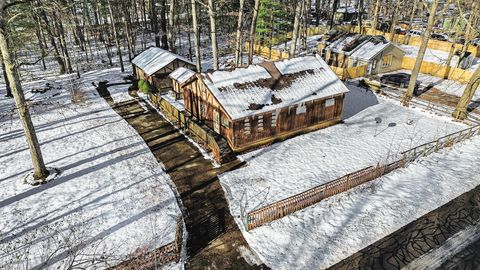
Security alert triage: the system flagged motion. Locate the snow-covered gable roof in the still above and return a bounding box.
[201,55,349,120]
[328,35,358,53]
[350,39,405,61]
[132,47,194,76]
[169,67,196,84]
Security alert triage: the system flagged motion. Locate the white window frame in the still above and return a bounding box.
[325,98,335,107]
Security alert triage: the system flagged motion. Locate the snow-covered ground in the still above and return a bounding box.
[380,69,480,101]
[272,34,323,54]
[0,68,182,269]
[219,86,465,219]
[236,132,480,270]
[399,44,480,71]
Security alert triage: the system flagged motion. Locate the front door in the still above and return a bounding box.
[213,110,220,134]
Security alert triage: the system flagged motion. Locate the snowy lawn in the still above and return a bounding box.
[0,68,182,269]
[398,44,480,71]
[379,69,480,101]
[219,85,465,222]
[234,131,480,270]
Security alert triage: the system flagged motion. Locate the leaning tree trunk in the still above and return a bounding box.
[234,0,245,66]
[0,6,49,180]
[457,1,477,68]
[402,0,440,106]
[207,0,219,70]
[248,0,260,65]
[452,65,480,120]
[191,0,201,71]
[290,0,304,57]
[107,0,124,72]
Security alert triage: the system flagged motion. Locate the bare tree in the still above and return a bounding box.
[191,0,201,71]
[234,0,245,66]
[290,0,304,57]
[167,0,175,52]
[248,0,260,65]
[402,0,440,106]
[0,0,49,180]
[207,0,219,70]
[107,0,124,72]
[372,0,381,31]
[452,65,480,120]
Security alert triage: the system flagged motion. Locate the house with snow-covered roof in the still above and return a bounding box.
[131,47,195,93]
[180,55,349,152]
[318,32,405,75]
[169,67,197,99]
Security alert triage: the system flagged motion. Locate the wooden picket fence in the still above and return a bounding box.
[246,124,480,231]
[246,160,404,231]
[402,124,480,165]
[337,26,480,57]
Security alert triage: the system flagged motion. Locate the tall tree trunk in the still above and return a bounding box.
[357,0,364,34]
[452,65,480,120]
[290,0,304,57]
[404,0,418,44]
[389,0,402,41]
[160,0,168,49]
[457,1,477,68]
[54,12,73,73]
[167,0,175,52]
[122,1,134,60]
[234,0,245,66]
[208,0,219,70]
[1,59,12,97]
[191,0,201,71]
[108,0,124,72]
[248,0,260,65]
[151,0,160,46]
[402,0,440,106]
[315,0,321,26]
[329,0,339,30]
[0,6,49,180]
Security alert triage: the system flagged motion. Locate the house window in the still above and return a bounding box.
[325,98,335,107]
[297,103,306,114]
[258,115,264,132]
[382,55,393,68]
[221,117,230,128]
[244,118,251,135]
[271,111,277,127]
[289,105,296,114]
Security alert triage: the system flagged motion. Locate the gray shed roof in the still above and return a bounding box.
[132,47,194,76]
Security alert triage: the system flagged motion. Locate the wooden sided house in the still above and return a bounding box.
[179,55,350,152]
[132,47,195,93]
[318,32,405,75]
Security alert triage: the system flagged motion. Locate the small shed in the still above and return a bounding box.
[181,55,350,152]
[131,47,195,93]
[318,33,405,75]
[169,67,197,100]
